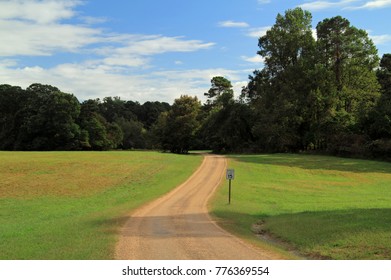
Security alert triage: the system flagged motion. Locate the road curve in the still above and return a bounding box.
[115,154,283,260]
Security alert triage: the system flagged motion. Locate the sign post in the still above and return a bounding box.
[226,169,235,204]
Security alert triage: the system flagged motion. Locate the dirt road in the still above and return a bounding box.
[115,154,284,259]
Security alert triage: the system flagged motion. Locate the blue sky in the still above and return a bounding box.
[1,0,391,103]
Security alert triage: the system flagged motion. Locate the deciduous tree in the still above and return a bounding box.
[157,95,201,153]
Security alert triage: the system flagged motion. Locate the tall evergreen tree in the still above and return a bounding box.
[250,8,317,151]
[368,54,391,139]
[316,16,380,127]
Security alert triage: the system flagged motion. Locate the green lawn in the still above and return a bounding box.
[0,151,202,259]
[210,154,391,259]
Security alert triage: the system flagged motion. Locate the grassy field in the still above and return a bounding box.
[0,151,202,259]
[210,154,391,260]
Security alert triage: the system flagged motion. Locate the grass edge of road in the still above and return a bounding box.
[208,200,301,259]
[208,153,391,260]
[0,151,203,259]
[207,156,301,260]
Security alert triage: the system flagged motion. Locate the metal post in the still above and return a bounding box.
[228,179,232,204]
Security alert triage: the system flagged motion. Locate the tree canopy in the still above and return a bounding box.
[0,84,170,151]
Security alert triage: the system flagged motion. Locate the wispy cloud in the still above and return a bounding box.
[97,35,215,68]
[299,0,360,11]
[246,26,271,38]
[241,55,265,64]
[218,20,250,28]
[369,34,391,45]
[300,0,391,10]
[0,0,102,56]
[0,0,80,24]
[115,36,215,56]
[258,0,271,4]
[0,19,101,56]
[352,0,391,9]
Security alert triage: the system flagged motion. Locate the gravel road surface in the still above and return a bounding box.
[115,154,285,260]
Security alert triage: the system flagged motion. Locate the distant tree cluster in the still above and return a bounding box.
[0,83,170,150]
[1,8,391,158]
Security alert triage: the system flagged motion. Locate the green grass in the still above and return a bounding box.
[0,151,202,259]
[210,154,391,259]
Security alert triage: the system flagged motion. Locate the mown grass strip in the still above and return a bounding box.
[210,154,391,259]
[0,151,202,259]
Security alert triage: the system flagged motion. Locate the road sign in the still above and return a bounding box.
[226,169,235,180]
[226,169,235,204]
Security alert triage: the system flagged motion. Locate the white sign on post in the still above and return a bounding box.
[226,169,235,180]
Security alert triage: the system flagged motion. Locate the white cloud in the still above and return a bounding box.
[218,20,250,28]
[0,0,104,56]
[153,68,244,82]
[0,19,101,56]
[300,0,391,10]
[0,61,159,102]
[102,56,150,68]
[247,26,271,38]
[299,0,360,11]
[0,59,18,68]
[0,60,247,103]
[312,29,318,40]
[369,34,391,45]
[233,81,249,95]
[151,68,248,100]
[0,0,80,24]
[300,1,337,11]
[114,36,215,56]
[258,0,271,4]
[353,0,391,9]
[93,35,215,69]
[241,55,265,64]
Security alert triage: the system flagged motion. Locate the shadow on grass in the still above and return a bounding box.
[213,208,391,260]
[230,153,391,174]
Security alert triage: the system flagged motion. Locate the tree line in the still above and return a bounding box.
[0,83,170,150]
[1,8,391,158]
